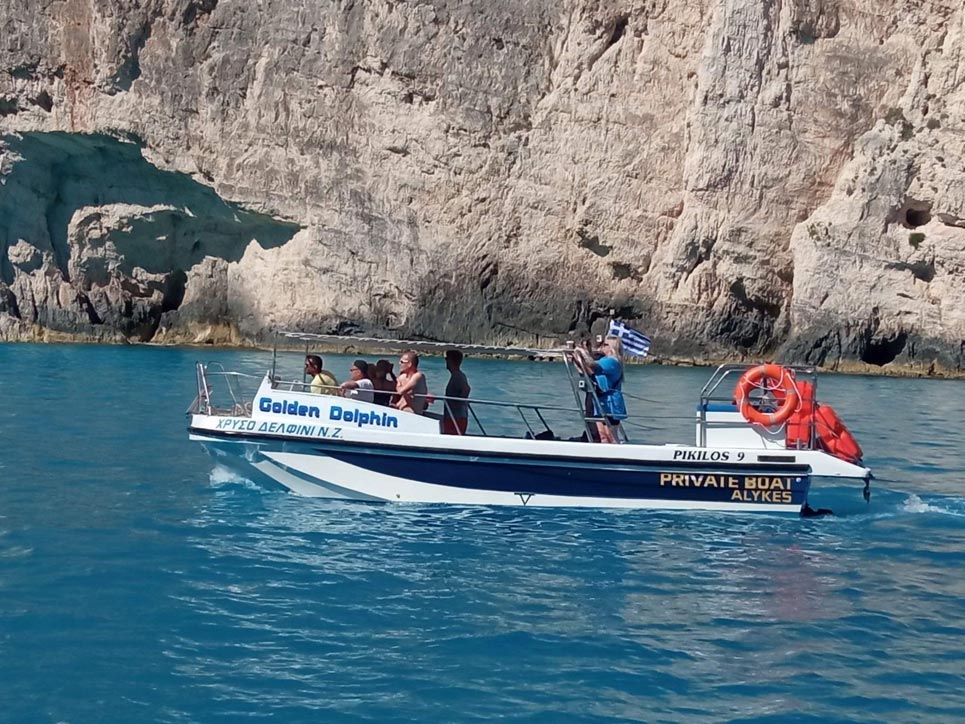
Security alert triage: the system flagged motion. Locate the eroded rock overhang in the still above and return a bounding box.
[0,131,301,343]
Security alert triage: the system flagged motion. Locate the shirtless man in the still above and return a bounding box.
[442,349,471,434]
[394,350,428,414]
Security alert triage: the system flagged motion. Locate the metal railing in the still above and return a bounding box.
[188,362,618,442]
[559,347,631,443]
[697,363,820,449]
[416,391,579,438]
[188,363,262,417]
[264,333,631,442]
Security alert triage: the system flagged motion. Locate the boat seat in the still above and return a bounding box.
[700,402,739,413]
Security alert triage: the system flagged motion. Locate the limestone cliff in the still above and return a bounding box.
[1,0,963,374]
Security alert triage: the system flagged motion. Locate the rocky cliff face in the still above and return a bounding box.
[1,0,963,374]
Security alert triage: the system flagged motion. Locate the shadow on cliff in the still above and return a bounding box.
[0,131,300,285]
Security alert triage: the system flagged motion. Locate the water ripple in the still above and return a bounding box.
[0,344,963,722]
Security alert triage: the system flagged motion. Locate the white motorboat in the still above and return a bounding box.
[187,333,872,514]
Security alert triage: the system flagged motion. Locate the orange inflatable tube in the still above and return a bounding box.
[814,404,864,463]
[785,380,815,449]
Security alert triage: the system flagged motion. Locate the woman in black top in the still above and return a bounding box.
[370,359,397,406]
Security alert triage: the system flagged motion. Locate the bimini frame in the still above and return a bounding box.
[268,331,626,443]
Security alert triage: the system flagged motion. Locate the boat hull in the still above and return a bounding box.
[191,429,812,513]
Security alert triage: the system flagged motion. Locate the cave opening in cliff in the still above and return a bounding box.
[903,206,931,228]
[861,331,908,367]
[606,16,628,49]
[162,270,188,313]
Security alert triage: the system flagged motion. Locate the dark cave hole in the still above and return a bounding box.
[861,331,907,366]
[183,0,218,28]
[907,261,935,283]
[30,91,53,112]
[577,228,611,257]
[904,207,931,228]
[162,269,188,313]
[606,17,628,50]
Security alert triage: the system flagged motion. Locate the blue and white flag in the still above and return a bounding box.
[607,320,651,358]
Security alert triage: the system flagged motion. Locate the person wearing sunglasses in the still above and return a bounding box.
[394,351,428,414]
[340,359,375,402]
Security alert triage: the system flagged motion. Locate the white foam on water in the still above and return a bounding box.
[208,464,257,489]
[899,493,965,517]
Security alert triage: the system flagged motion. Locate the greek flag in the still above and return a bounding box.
[607,320,651,358]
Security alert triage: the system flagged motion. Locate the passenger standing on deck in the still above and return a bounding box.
[580,350,606,442]
[574,336,627,444]
[305,355,339,395]
[371,359,397,406]
[340,359,375,402]
[442,349,471,435]
[394,351,428,414]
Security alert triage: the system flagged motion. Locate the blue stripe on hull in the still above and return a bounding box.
[194,433,811,508]
[318,446,809,505]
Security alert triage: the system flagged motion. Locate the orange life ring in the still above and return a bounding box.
[814,404,864,463]
[736,364,800,427]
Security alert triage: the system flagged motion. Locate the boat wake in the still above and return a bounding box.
[898,493,965,517]
[208,464,259,490]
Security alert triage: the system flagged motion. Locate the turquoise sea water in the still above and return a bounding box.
[1,342,963,723]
